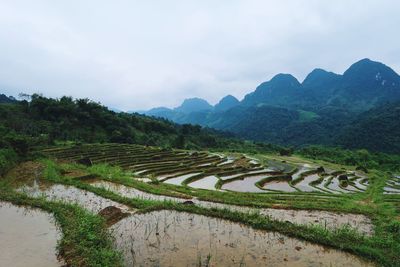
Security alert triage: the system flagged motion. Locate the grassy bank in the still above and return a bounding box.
[0,180,123,267]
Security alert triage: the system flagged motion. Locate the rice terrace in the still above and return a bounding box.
[1,141,399,266]
[2,1,400,267]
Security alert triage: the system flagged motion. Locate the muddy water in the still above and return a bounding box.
[196,200,373,235]
[88,180,183,202]
[163,173,202,185]
[19,183,133,213]
[314,176,339,194]
[384,187,400,194]
[217,158,235,166]
[82,180,374,234]
[258,209,373,235]
[295,174,323,192]
[219,169,273,181]
[112,210,374,267]
[384,175,400,194]
[0,202,62,267]
[291,167,311,180]
[326,178,353,193]
[263,181,297,192]
[387,179,400,187]
[188,175,219,190]
[351,178,368,191]
[344,184,363,193]
[221,175,267,193]
[219,172,244,180]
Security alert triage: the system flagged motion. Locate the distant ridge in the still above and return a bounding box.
[136,58,400,153]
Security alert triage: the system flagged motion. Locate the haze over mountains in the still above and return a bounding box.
[140,58,400,153]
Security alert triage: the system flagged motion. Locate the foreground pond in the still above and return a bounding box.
[0,201,62,267]
[112,210,374,267]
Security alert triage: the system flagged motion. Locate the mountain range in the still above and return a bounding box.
[140,59,400,153]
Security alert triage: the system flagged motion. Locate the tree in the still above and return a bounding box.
[174,134,185,149]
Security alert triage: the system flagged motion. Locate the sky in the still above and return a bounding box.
[0,0,400,111]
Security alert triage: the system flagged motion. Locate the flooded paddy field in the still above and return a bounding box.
[187,175,219,190]
[258,208,373,235]
[0,201,62,267]
[163,173,202,185]
[295,174,322,192]
[384,175,400,194]
[43,144,370,195]
[221,175,268,192]
[18,182,133,213]
[111,210,374,267]
[83,179,373,234]
[263,180,298,192]
[88,179,183,202]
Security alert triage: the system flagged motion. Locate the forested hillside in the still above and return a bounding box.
[337,101,400,154]
[0,94,278,160]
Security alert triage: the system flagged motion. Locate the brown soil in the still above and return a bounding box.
[98,206,130,226]
[63,169,89,179]
[5,161,44,186]
[233,157,251,168]
[271,204,287,209]
[356,199,374,205]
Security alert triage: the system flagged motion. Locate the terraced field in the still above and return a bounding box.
[42,143,370,195]
[1,143,399,266]
[382,175,400,217]
[384,175,400,194]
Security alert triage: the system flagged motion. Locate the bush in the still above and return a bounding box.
[386,221,400,235]
[279,147,293,156]
[0,149,18,176]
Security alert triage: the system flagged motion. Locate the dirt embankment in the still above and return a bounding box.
[4,161,44,186]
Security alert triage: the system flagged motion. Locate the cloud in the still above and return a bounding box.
[0,0,399,110]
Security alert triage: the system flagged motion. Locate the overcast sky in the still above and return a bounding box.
[0,0,399,110]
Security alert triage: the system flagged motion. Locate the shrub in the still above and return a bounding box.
[279,147,293,156]
[0,149,18,176]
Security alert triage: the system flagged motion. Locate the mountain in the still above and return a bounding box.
[141,99,212,123]
[142,96,229,122]
[145,107,174,117]
[328,58,400,111]
[242,74,301,107]
[240,58,400,111]
[203,104,353,147]
[207,105,299,142]
[300,69,341,110]
[139,58,400,153]
[214,95,239,112]
[0,94,17,104]
[174,98,213,114]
